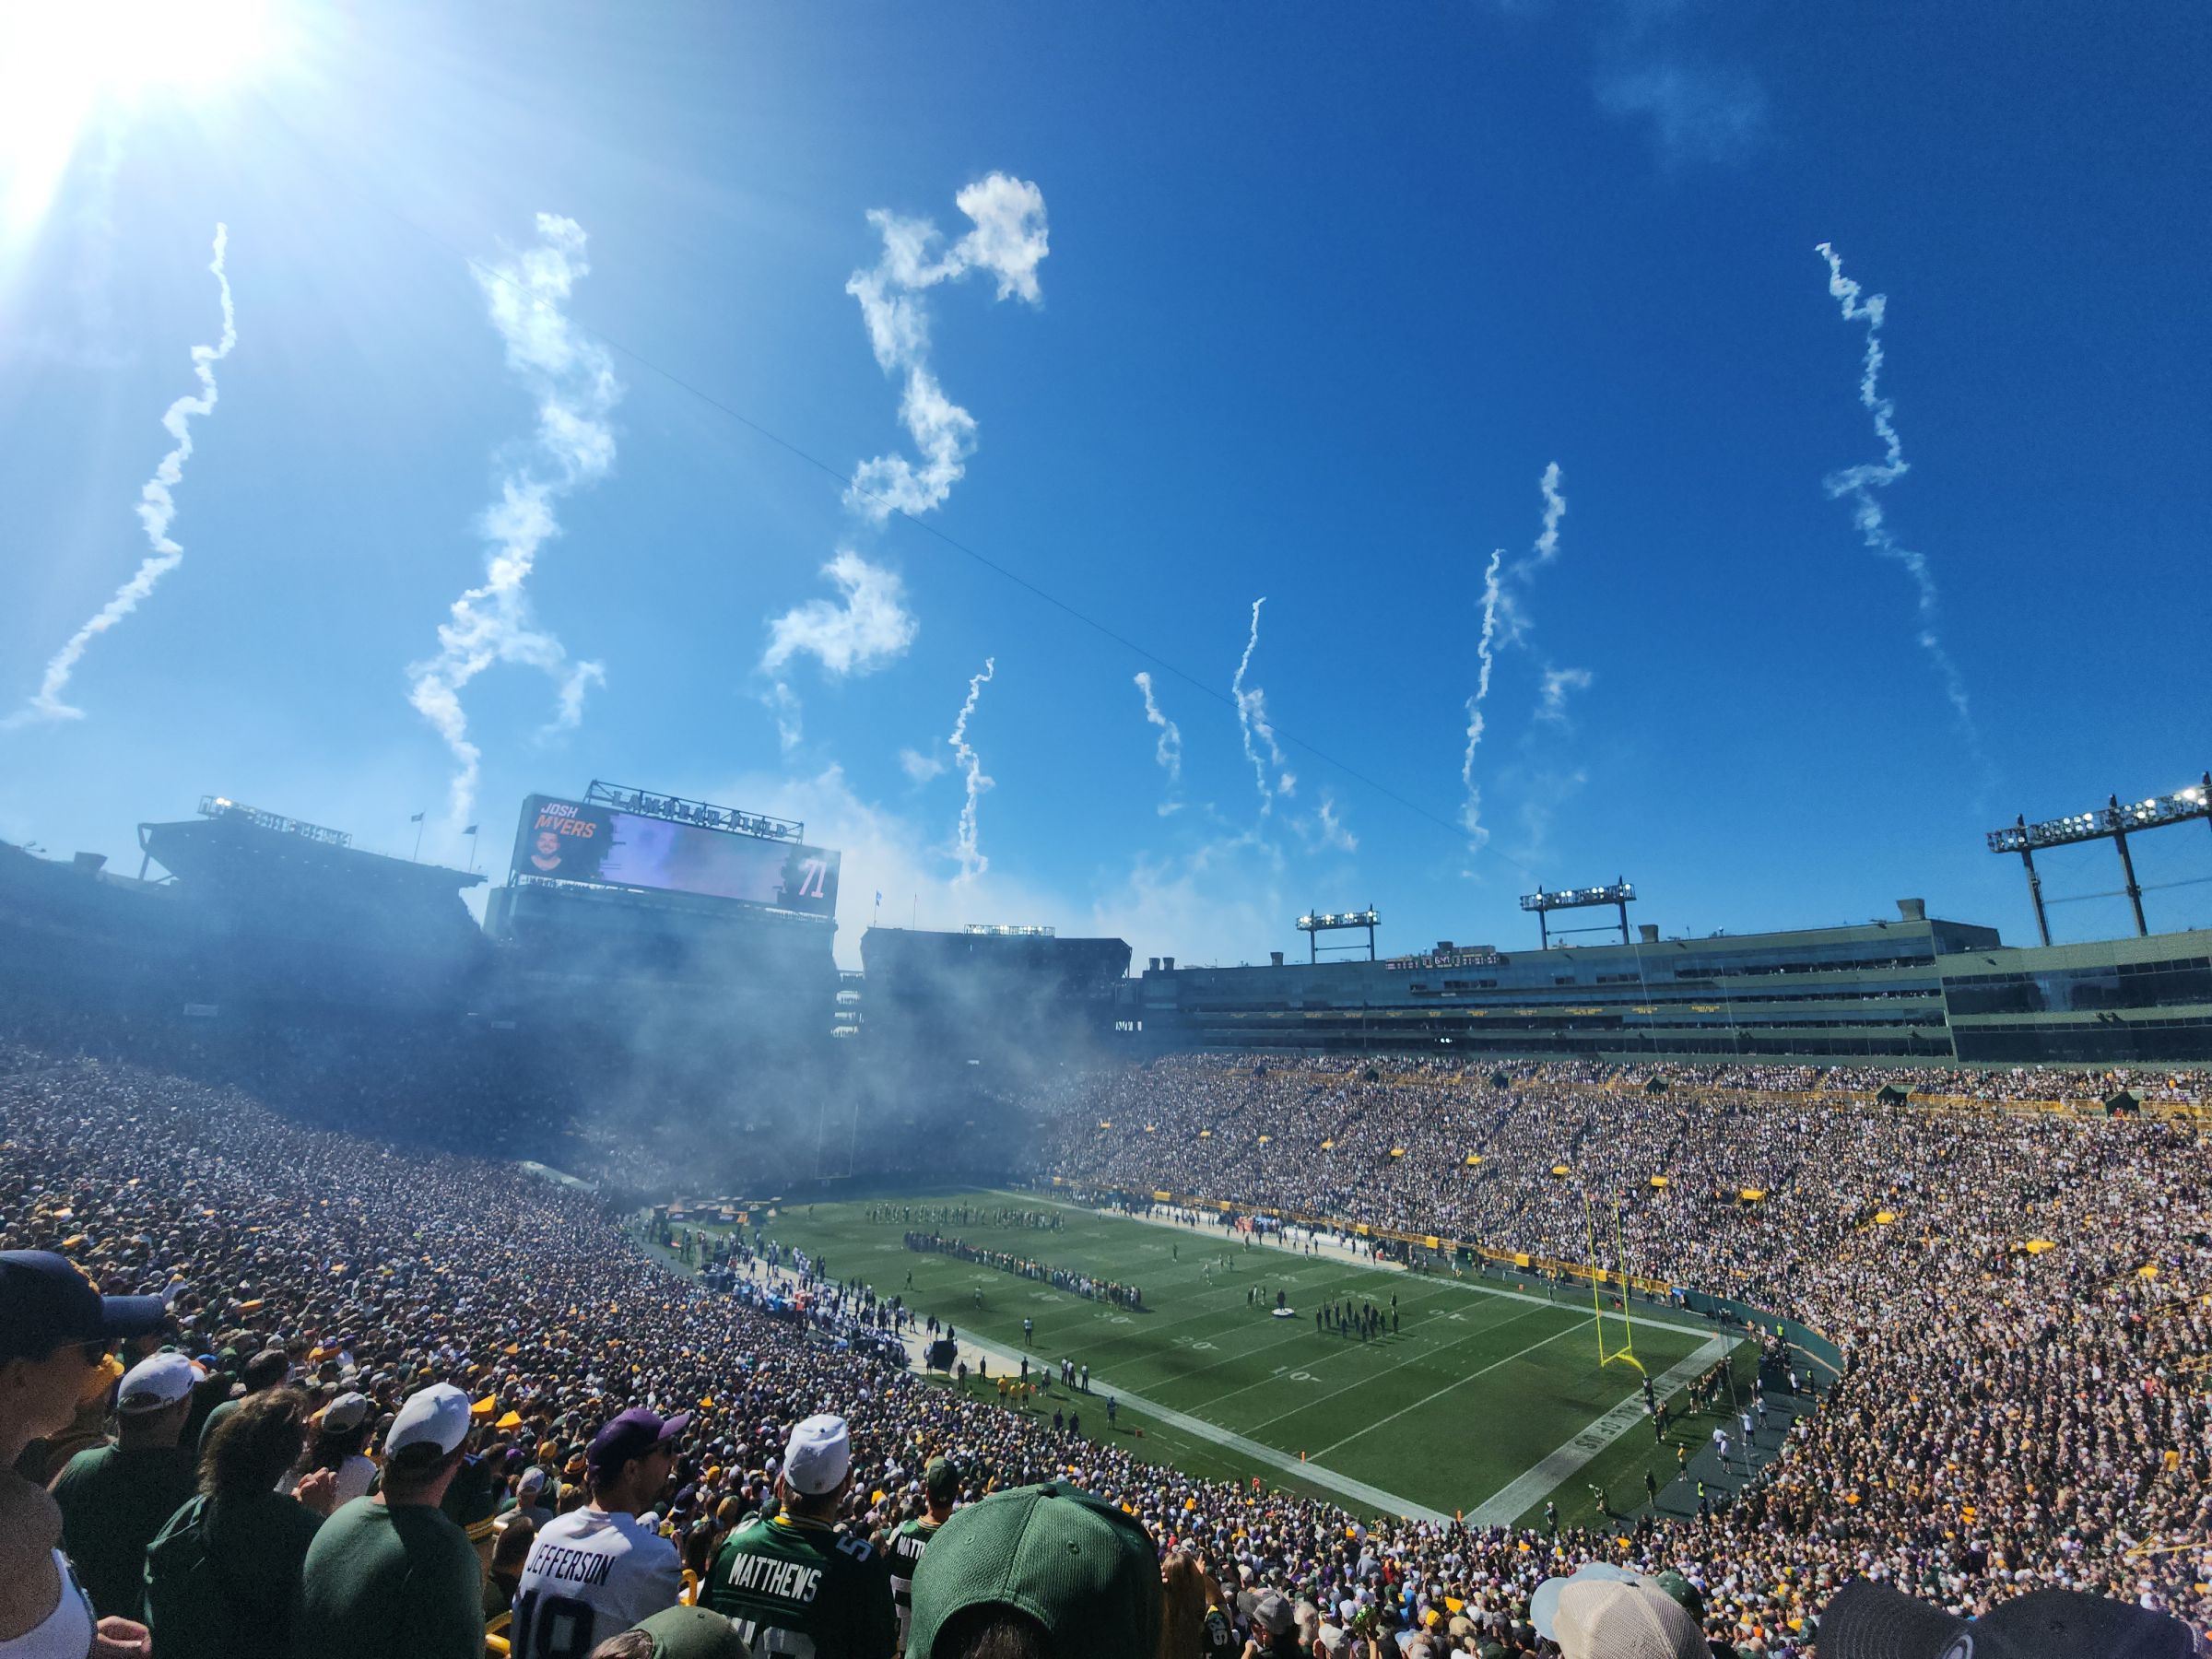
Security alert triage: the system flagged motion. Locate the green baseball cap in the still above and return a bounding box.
[1651,1571,1705,1625]
[630,1606,750,1659]
[907,1482,1162,1659]
[925,1457,960,1502]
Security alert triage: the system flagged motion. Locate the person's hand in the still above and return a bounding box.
[295,1465,340,1514]
[89,1617,151,1657]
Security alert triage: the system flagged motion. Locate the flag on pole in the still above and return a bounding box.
[464,825,478,836]
[409,812,425,823]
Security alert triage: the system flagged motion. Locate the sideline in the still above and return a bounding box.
[897,1321,1452,1524]
[1461,1335,1735,1525]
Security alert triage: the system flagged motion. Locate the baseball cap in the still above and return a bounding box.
[1553,1578,1705,1659]
[907,1482,1164,1659]
[925,1456,960,1502]
[1531,1564,1644,1641]
[116,1351,198,1412]
[386,1383,473,1458]
[630,1606,752,1659]
[781,1414,852,1496]
[321,1392,372,1432]
[0,1251,168,1362]
[1648,1571,1704,1627]
[1819,1581,2198,1659]
[516,1466,548,1500]
[1254,1592,1295,1635]
[590,1407,692,1478]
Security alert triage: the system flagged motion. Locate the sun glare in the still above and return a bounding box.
[0,0,278,240]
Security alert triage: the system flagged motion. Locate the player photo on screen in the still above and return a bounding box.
[510,795,839,916]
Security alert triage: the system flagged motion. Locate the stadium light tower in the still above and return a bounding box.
[1986,772,2211,945]
[1296,907,1379,963]
[1518,880,1636,949]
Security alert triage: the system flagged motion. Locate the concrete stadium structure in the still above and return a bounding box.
[1124,900,2212,1065]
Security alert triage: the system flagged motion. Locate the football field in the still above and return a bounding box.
[709,1189,1748,1526]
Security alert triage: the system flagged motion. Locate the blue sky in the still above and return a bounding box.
[3,1,2206,968]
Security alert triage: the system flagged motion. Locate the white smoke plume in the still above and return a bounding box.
[1458,547,1506,845]
[844,174,1047,522]
[1536,665,1594,724]
[1134,671,1182,785]
[1231,599,1295,814]
[1815,242,1974,735]
[761,552,918,679]
[407,214,620,829]
[8,223,236,728]
[947,657,996,880]
[1299,791,1357,854]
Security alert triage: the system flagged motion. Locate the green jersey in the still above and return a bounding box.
[49,1441,197,1620]
[144,1489,324,1659]
[298,1497,483,1659]
[884,1516,943,1652]
[703,1513,896,1659]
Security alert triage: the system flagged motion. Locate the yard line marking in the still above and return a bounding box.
[912,1322,1449,1523]
[1237,1300,1556,1433]
[1461,1335,1736,1526]
[1307,1316,1590,1460]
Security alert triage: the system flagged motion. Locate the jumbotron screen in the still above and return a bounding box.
[510,794,840,918]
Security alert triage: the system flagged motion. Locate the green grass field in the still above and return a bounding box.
[673,1189,1752,1527]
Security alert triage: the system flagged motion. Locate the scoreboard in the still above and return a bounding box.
[510,794,840,920]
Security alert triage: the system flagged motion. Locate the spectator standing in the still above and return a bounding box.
[196,1348,290,1453]
[888,1458,959,1652]
[298,1382,484,1659]
[510,1407,688,1655]
[0,1248,168,1659]
[703,1414,895,1659]
[143,1387,333,1659]
[290,1392,377,1509]
[49,1351,200,1622]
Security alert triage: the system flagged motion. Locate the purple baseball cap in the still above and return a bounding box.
[0,1251,168,1362]
[588,1407,692,1477]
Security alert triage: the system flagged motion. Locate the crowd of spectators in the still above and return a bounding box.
[1,1039,2206,1659]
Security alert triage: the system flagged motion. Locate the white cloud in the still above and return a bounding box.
[1297,792,1358,854]
[406,213,619,829]
[899,746,946,784]
[763,681,804,754]
[1597,57,1768,167]
[1536,665,1594,724]
[843,173,1048,523]
[9,222,235,728]
[761,551,919,678]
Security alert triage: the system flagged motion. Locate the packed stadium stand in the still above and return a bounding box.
[2,800,2208,1659]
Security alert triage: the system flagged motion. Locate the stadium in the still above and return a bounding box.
[3,775,2207,1659]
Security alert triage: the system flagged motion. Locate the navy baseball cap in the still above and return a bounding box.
[588,1407,692,1477]
[0,1251,169,1362]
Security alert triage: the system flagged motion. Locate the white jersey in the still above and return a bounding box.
[511,1506,684,1659]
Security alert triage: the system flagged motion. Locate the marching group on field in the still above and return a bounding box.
[1,1041,2206,1659]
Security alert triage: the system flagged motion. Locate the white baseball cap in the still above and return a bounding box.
[781,1413,852,1495]
[1553,1579,1705,1659]
[117,1351,199,1413]
[387,1382,472,1457]
[322,1392,372,1432]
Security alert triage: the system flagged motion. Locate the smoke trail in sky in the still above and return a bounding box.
[1815,242,1974,735]
[408,214,620,829]
[844,174,1047,521]
[1231,599,1295,815]
[1134,672,1182,781]
[1458,547,1506,844]
[8,223,235,728]
[948,657,996,880]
